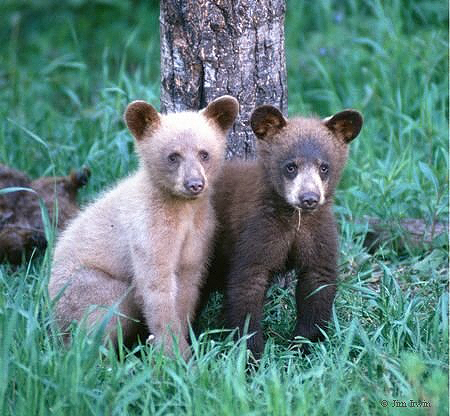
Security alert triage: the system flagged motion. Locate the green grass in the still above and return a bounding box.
[0,0,448,415]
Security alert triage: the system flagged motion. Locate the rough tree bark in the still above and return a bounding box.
[160,0,287,159]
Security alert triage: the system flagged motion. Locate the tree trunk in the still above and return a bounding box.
[160,0,287,159]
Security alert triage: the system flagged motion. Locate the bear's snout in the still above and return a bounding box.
[184,178,205,195]
[299,192,319,210]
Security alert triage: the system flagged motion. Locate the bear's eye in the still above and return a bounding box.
[319,163,329,175]
[199,150,209,161]
[168,152,180,163]
[284,162,297,176]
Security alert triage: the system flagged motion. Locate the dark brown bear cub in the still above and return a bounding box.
[202,105,363,357]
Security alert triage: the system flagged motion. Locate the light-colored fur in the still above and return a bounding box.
[49,96,238,358]
[285,169,326,207]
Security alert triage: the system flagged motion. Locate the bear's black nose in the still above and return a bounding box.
[299,192,319,210]
[185,178,204,195]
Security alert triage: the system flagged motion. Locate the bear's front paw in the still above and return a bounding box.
[147,332,191,360]
[293,321,324,342]
[246,332,264,359]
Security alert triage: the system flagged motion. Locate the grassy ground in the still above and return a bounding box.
[0,0,448,415]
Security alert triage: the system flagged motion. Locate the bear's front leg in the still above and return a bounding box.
[293,255,337,351]
[225,264,270,358]
[132,256,190,358]
[175,265,204,342]
[175,217,214,346]
[293,212,339,352]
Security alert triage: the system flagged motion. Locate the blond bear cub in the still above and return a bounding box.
[49,96,239,357]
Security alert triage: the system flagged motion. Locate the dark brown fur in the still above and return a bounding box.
[0,164,90,264]
[200,106,363,356]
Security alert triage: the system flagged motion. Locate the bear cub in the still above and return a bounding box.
[202,105,363,357]
[49,96,239,358]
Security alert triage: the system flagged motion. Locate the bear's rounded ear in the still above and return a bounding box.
[124,100,161,141]
[70,166,91,189]
[250,105,287,140]
[201,95,239,133]
[323,110,363,143]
